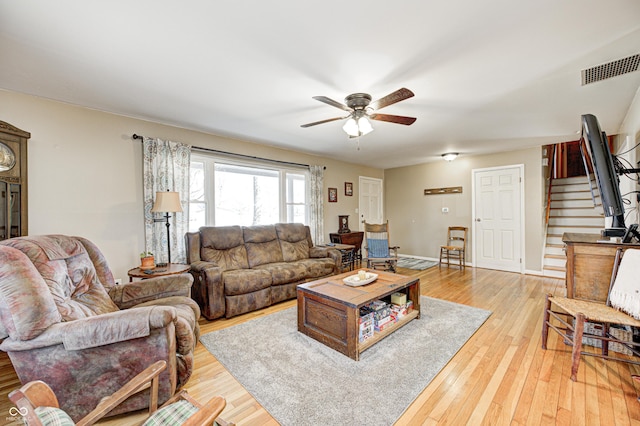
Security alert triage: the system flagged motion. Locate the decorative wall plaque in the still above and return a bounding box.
[424,186,463,195]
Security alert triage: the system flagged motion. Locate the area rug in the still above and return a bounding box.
[396,257,439,270]
[200,296,491,426]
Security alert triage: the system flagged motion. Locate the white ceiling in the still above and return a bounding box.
[1,1,640,169]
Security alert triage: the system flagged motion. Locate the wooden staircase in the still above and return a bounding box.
[542,176,603,278]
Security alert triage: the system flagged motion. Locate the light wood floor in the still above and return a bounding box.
[3,265,640,425]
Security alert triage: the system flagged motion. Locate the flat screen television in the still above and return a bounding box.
[580,113,626,237]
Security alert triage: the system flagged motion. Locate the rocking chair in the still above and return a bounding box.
[9,360,233,426]
[363,220,399,272]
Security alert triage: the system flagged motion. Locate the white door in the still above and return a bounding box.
[358,176,383,230]
[472,165,524,273]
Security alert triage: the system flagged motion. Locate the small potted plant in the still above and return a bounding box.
[140,251,155,270]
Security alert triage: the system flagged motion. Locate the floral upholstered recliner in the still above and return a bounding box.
[0,235,200,422]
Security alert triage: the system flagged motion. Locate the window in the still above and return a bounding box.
[189,154,309,231]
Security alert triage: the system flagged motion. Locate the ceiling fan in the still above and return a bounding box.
[301,88,417,137]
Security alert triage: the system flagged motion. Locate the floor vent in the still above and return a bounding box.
[581,54,640,85]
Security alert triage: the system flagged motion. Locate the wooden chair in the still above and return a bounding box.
[9,360,233,426]
[439,226,467,269]
[542,248,640,382]
[363,220,399,272]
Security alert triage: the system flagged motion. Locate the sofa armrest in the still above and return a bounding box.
[109,274,194,309]
[0,306,176,352]
[189,261,225,320]
[310,247,342,271]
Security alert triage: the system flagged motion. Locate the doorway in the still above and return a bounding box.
[472,165,524,273]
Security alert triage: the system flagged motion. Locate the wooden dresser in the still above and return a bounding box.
[563,232,640,303]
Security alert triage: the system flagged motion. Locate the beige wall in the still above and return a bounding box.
[617,86,640,225]
[1,89,382,280]
[385,147,544,273]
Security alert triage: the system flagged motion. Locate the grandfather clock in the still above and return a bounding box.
[0,121,30,241]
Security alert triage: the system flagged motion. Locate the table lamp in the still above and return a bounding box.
[151,190,183,265]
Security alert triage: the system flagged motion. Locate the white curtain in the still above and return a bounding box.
[309,165,324,245]
[143,137,191,264]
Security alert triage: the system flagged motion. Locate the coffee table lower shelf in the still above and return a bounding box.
[358,310,419,353]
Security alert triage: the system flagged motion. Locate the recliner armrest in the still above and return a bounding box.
[188,261,225,320]
[0,306,176,351]
[109,274,194,309]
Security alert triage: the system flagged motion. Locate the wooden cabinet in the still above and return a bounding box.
[563,233,640,303]
[0,121,30,241]
[330,231,364,263]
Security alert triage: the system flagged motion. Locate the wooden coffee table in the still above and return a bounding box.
[297,269,420,360]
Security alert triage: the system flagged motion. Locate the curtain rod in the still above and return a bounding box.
[132,134,314,169]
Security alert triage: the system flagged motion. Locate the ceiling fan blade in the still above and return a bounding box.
[369,88,415,111]
[300,116,348,128]
[369,113,417,125]
[312,96,353,112]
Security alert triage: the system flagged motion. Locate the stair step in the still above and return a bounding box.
[544,257,567,268]
[549,206,602,217]
[553,176,590,185]
[551,192,592,200]
[544,265,566,272]
[544,246,565,255]
[548,217,604,227]
[543,268,566,279]
[546,235,565,245]
[545,254,566,260]
[548,225,602,234]
[551,182,592,193]
[546,243,564,248]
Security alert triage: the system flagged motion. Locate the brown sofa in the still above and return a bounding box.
[0,235,200,421]
[185,223,341,319]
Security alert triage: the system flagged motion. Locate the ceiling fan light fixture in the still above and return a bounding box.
[343,114,373,137]
[343,117,360,137]
[357,116,373,135]
[442,152,459,162]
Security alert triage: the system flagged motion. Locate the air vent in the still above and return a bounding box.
[581,54,640,85]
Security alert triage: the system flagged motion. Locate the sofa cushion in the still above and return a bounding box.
[243,225,284,267]
[297,258,338,278]
[200,226,249,271]
[279,239,309,262]
[275,223,311,262]
[222,269,272,296]
[0,246,62,340]
[225,287,271,318]
[255,262,308,285]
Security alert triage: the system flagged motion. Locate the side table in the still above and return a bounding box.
[329,232,364,266]
[320,243,356,271]
[127,263,191,282]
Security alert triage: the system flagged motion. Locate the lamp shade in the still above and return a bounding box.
[151,191,183,213]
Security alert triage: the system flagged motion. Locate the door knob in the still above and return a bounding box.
[476,218,481,222]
